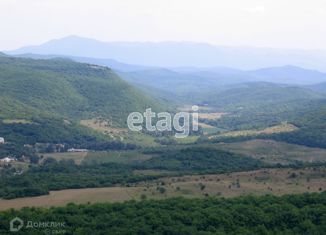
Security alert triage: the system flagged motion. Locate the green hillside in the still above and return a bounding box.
[0,56,161,123]
[203,82,324,111]
[181,82,326,148]
[0,56,162,148]
[209,98,326,148]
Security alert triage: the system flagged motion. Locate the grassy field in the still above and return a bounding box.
[83,151,153,164]
[41,152,88,164]
[209,122,298,139]
[174,136,200,144]
[123,132,159,147]
[81,118,160,146]
[178,105,214,112]
[216,139,326,164]
[0,187,141,211]
[198,112,227,120]
[80,118,126,140]
[40,150,154,165]
[2,119,33,124]
[1,167,325,211]
[145,167,326,199]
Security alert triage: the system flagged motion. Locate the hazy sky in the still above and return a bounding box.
[1,0,326,50]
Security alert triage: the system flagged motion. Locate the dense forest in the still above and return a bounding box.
[0,159,159,199]
[0,118,103,146]
[0,119,137,160]
[140,147,262,172]
[0,56,161,124]
[1,192,325,234]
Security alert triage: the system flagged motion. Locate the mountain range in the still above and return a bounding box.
[2,36,326,149]
[7,35,326,71]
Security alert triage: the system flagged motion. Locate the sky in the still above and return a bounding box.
[1,0,326,51]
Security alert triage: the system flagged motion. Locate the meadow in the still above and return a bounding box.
[1,167,325,211]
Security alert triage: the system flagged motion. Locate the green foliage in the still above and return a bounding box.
[269,99,326,148]
[0,56,163,149]
[204,83,323,111]
[0,118,103,146]
[1,193,326,234]
[140,147,262,173]
[0,57,161,123]
[209,99,326,148]
[0,159,159,199]
[0,142,36,159]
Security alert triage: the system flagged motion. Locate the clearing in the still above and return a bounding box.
[41,152,88,164]
[1,167,325,211]
[2,119,33,124]
[216,139,326,164]
[209,123,298,139]
[198,112,227,120]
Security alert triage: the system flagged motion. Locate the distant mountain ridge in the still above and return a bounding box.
[11,53,154,72]
[249,65,326,85]
[118,66,326,104]
[8,52,326,86]
[7,35,326,71]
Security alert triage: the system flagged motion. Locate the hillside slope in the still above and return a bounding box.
[0,56,161,124]
[203,82,324,111]
[0,56,163,149]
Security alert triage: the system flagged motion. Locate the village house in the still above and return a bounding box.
[67,148,88,153]
[0,157,16,163]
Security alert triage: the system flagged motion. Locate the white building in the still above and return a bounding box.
[0,137,4,144]
[67,148,88,153]
[0,157,15,163]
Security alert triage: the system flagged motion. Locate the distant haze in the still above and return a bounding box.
[7,36,326,71]
[1,0,326,51]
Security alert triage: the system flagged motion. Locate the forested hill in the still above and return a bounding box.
[0,56,162,125]
[0,56,163,148]
[202,82,324,111]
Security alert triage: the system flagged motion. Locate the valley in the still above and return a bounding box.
[1,43,326,234]
[2,2,326,233]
